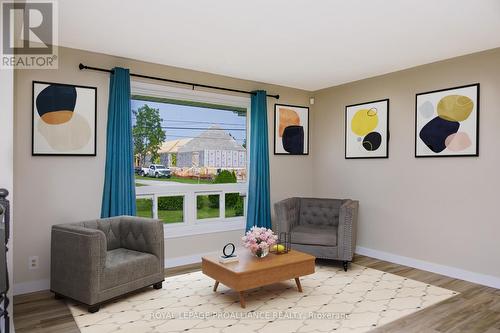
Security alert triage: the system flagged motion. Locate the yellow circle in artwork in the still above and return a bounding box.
[351,108,379,136]
[437,95,473,122]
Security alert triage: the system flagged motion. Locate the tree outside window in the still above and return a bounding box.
[133,105,166,166]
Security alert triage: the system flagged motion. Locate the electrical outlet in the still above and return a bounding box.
[29,256,39,270]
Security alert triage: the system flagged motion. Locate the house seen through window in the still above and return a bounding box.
[132,95,248,226]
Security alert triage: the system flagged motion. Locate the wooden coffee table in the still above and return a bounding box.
[202,249,315,308]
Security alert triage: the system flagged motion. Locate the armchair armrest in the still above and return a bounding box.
[274,197,300,234]
[337,200,359,261]
[118,216,164,263]
[50,224,107,305]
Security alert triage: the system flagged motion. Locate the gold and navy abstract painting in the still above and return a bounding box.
[345,99,389,159]
[274,104,309,155]
[415,84,479,157]
[32,81,96,156]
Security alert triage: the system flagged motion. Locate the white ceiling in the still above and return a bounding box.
[58,0,500,91]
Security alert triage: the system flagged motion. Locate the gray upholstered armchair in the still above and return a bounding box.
[275,198,358,271]
[51,216,164,312]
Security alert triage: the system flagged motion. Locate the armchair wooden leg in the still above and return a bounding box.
[88,304,100,313]
[342,261,349,272]
[153,282,163,290]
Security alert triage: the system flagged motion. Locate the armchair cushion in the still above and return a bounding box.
[299,198,343,227]
[102,248,160,290]
[291,225,337,246]
[78,217,122,250]
[119,216,164,260]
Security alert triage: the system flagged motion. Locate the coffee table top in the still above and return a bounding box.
[202,249,315,275]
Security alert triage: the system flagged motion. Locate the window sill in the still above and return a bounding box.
[163,218,246,239]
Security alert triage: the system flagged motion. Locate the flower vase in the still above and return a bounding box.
[252,247,269,258]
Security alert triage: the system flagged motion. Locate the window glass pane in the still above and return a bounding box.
[158,196,184,224]
[225,193,244,218]
[132,97,247,187]
[197,194,220,219]
[136,197,153,218]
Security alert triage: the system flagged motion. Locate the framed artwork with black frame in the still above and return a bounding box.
[345,99,389,159]
[274,103,309,155]
[32,81,97,156]
[415,83,479,158]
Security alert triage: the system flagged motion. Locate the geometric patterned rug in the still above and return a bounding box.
[67,263,457,333]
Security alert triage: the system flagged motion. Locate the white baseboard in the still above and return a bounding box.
[13,278,50,296]
[356,246,500,290]
[165,250,218,268]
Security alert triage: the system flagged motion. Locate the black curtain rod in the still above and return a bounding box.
[78,63,279,100]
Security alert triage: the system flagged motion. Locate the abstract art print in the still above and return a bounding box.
[345,99,389,159]
[32,81,97,156]
[415,84,479,157]
[274,104,309,155]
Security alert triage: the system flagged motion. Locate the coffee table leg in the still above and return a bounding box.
[213,281,219,292]
[239,291,246,308]
[295,278,303,292]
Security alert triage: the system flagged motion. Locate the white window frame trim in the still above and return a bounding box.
[131,81,251,239]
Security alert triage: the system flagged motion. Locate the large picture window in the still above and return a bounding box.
[131,82,249,237]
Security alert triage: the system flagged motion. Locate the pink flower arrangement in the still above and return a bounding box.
[242,227,278,258]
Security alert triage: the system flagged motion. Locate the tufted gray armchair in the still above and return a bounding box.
[275,198,358,271]
[51,216,164,312]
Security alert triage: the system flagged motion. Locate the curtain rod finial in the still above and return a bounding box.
[79,63,85,70]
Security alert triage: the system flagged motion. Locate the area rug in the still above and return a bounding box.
[67,263,457,333]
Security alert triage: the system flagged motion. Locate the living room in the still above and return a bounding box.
[2,1,500,332]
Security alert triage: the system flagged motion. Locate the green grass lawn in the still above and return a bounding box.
[135,175,213,185]
[225,207,240,218]
[196,195,219,219]
[137,206,228,222]
[159,210,183,222]
[136,198,184,223]
[136,209,183,223]
[196,207,219,219]
[137,206,241,221]
[136,195,242,223]
[194,195,243,219]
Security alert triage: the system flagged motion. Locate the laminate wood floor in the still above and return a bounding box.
[13,255,500,333]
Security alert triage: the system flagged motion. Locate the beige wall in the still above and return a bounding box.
[312,48,500,279]
[0,65,14,327]
[13,47,313,291]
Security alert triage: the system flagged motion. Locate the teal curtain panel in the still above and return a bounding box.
[101,68,136,217]
[246,90,271,230]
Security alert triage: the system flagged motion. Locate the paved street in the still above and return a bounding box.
[136,179,198,187]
